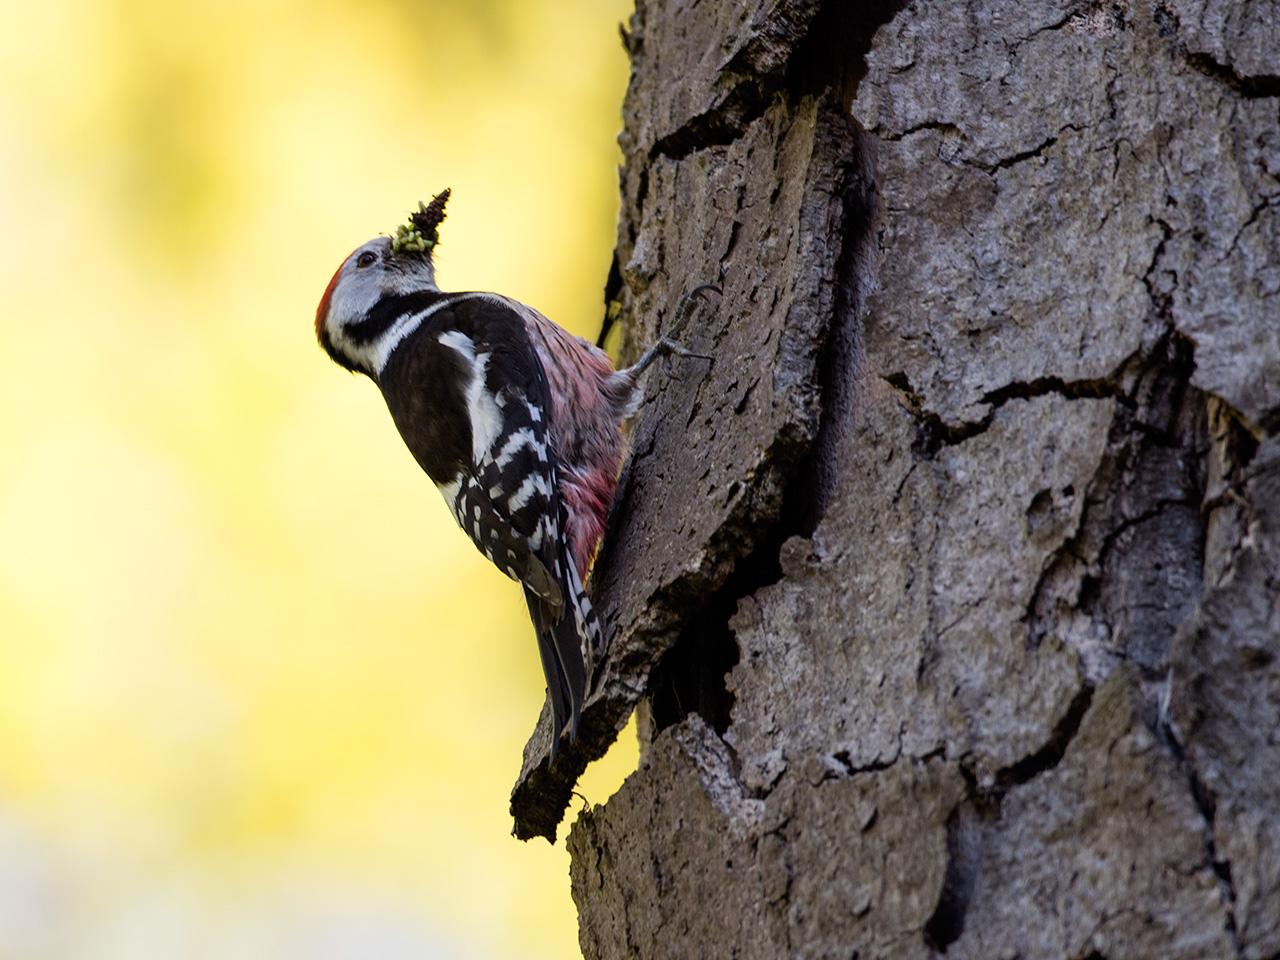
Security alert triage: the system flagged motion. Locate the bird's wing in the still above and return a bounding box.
[431,296,602,743]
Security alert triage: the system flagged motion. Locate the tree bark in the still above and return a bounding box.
[511,1,1279,957]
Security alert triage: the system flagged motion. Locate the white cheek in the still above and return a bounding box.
[326,272,383,366]
[333,272,380,326]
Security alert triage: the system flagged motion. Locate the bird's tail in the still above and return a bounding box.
[524,549,602,758]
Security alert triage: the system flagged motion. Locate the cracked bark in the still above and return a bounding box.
[508,1,1278,957]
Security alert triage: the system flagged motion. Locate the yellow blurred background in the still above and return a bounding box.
[0,0,636,956]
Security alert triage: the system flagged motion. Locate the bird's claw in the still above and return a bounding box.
[660,285,720,371]
[658,337,713,363]
[668,284,722,341]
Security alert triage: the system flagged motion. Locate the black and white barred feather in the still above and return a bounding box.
[375,292,602,748]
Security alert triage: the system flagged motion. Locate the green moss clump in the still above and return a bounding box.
[390,220,433,255]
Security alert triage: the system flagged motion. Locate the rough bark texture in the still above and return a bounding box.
[511,0,1279,956]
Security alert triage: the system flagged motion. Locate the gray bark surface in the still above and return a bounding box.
[510,1,1280,957]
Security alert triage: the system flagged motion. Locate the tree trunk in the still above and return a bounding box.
[511,1,1279,957]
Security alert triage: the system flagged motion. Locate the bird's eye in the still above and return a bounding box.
[356,251,377,268]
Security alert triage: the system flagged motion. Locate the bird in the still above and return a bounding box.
[314,189,715,757]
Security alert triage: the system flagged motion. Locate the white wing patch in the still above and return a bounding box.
[466,353,504,463]
[440,330,505,465]
[437,329,476,362]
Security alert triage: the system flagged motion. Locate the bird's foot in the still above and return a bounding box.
[656,336,713,363]
[668,284,721,340]
[615,284,721,387]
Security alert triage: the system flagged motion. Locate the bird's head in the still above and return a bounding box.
[315,188,451,376]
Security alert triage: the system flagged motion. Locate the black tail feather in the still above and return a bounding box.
[527,590,570,758]
[524,586,588,760]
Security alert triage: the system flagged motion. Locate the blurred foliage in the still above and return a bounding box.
[0,0,635,956]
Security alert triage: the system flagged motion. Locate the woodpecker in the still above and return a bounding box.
[315,189,713,756]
